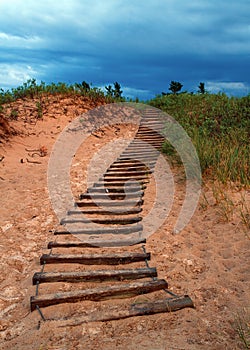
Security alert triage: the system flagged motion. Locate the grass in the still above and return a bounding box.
[234,308,250,349]
[148,92,250,186]
[0,79,119,106]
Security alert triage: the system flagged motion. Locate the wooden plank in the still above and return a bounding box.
[117,155,158,161]
[32,267,157,284]
[104,171,150,176]
[47,237,146,249]
[107,164,150,173]
[67,207,142,215]
[103,175,149,181]
[75,198,143,207]
[112,158,150,164]
[78,191,143,199]
[55,295,194,325]
[60,217,142,225]
[40,252,150,265]
[54,223,143,235]
[30,279,167,311]
[111,161,155,167]
[93,181,148,187]
[85,186,145,193]
[120,153,157,159]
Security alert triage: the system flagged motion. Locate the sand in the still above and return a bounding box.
[0,95,249,349]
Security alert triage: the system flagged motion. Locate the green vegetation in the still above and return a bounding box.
[0,79,120,105]
[105,82,123,99]
[148,92,250,186]
[234,309,250,349]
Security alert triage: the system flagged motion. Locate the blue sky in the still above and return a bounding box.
[0,0,249,99]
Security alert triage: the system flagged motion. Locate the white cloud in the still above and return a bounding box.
[0,32,42,49]
[0,64,39,90]
[206,81,249,95]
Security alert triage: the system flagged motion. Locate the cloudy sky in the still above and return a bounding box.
[0,0,249,99]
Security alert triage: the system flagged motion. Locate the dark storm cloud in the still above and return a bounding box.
[0,0,249,98]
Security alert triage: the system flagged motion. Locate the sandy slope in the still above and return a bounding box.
[0,95,249,350]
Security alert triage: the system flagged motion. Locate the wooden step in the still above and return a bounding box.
[75,198,143,207]
[103,175,149,180]
[128,142,162,148]
[123,147,159,153]
[67,207,142,215]
[86,185,146,192]
[134,137,165,143]
[40,251,150,265]
[113,158,149,164]
[117,155,158,162]
[120,152,158,158]
[33,267,157,284]
[79,191,143,200]
[30,279,167,311]
[54,223,143,235]
[57,295,194,325]
[110,162,155,168]
[48,237,146,249]
[104,170,151,176]
[60,216,142,225]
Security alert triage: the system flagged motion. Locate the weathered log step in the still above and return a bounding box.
[103,174,149,180]
[99,179,149,185]
[56,295,194,325]
[105,170,152,176]
[110,161,155,168]
[130,137,162,141]
[112,158,154,164]
[138,124,163,129]
[123,146,160,152]
[75,198,143,207]
[92,180,148,186]
[89,183,147,190]
[128,142,163,148]
[67,207,142,215]
[33,267,157,285]
[117,155,158,162]
[30,279,167,311]
[93,181,148,188]
[121,148,159,154]
[137,126,163,131]
[60,217,142,225]
[40,252,150,265]
[54,223,143,235]
[133,137,165,143]
[140,121,163,124]
[108,162,151,169]
[48,237,146,249]
[120,152,158,158]
[136,132,163,137]
[79,191,143,199]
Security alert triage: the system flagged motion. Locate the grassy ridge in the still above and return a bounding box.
[0,79,111,104]
[148,93,250,185]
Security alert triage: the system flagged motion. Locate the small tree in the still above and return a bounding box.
[105,84,113,97]
[169,81,183,94]
[105,82,123,98]
[75,81,91,94]
[198,82,206,94]
[81,81,90,91]
[113,82,123,98]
